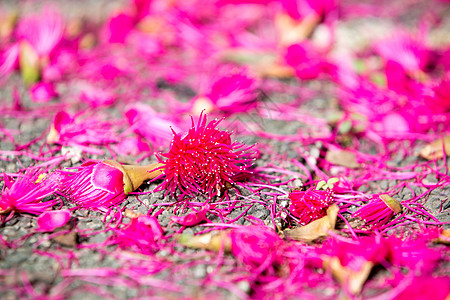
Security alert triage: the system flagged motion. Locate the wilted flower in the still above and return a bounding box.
[284,42,331,80]
[230,225,284,269]
[109,215,163,255]
[16,6,65,84]
[191,68,259,116]
[352,194,402,229]
[289,183,335,225]
[0,169,59,217]
[155,113,255,199]
[57,160,162,212]
[29,82,58,102]
[46,110,119,148]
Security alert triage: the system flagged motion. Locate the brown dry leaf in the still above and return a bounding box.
[419,136,450,160]
[325,150,360,169]
[178,231,232,252]
[284,204,339,242]
[434,229,450,245]
[52,231,78,247]
[323,256,373,295]
[274,12,320,46]
[124,209,144,219]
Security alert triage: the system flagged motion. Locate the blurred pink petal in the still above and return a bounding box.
[36,209,71,232]
[17,6,64,57]
[29,82,58,103]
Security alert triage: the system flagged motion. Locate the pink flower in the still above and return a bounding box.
[284,42,331,80]
[112,136,151,157]
[375,31,431,73]
[230,225,283,269]
[393,276,450,300]
[46,110,119,147]
[289,185,335,225]
[170,204,209,226]
[280,0,338,21]
[36,209,71,232]
[57,161,127,212]
[16,6,64,57]
[125,103,179,147]
[29,82,58,103]
[109,215,164,255]
[352,194,402,229]
[191,68,259,115]
[0,43,19,82]
[57,160,162,212]
[155,113,255,199]
[0,169,59,217]
[79,84,115,107]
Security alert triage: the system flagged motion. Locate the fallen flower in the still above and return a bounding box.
[284,204,339,242]
[352,194,403,229]
[57,160,162,212]
[36,209,71,232]
[170,204,209,226]
[109,215,164,255]
[29,81,57,102]
[0,169,59,217]
[289,182,336,225]
[155,113,255,199]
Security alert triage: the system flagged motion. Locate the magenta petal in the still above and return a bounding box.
[30,82,57,103]
[90,162,124,194]
[36,209,71,232]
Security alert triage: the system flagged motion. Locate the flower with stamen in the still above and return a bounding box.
[352,194,402,229]
[289,184,335,225]
[0,169,58,217]
[155,113,255,199]
[57,160,162,212]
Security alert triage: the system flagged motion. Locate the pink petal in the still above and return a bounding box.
[91,162,124,194]
[36,209,71,232]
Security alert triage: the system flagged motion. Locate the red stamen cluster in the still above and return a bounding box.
[289,186,335,225]
[156,113,255,199]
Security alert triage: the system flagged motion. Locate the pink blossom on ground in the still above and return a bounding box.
[170,204,209,226]
[280,0,339,21]
[289,185,335,225]
[105,12,135,44]
[36,209,71,232]
[79,84,115,107]
[155,113,255,199]
[0,169,59,217]
[125,103,179,147]
[29,82,58,102]
[230,225,283,269]
[352,194,402,229]
[0,43,19,81]
[57,161,127,212]
[16,6,64,57]
[46,110,119,147]
[284,41,331,80]
[321,235,390,270]
[113,136,151,156]
[109,215,164,255]
[191,67,259,115]
[374,31,431,73]
[387,233,442,273]
[392,276,450,300]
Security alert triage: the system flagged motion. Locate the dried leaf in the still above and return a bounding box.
[284,204,339,242]
[178,231,231,252]
[323,256,373,295]
[419,136,450,160]
[434,229,450,245]
[325,150,360,168]
[52,231,78,247]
